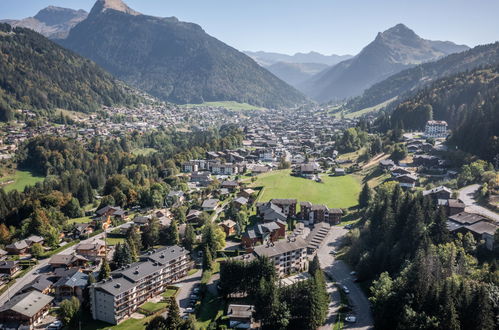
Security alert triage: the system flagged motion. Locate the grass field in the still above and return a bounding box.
[0,170,44,192]
[79,314,155,330]
[250,170,361,209]
[140,301,168,313]
[184,101,266,111]
[340,97,397,119]
[105,237,126,246]
[68,216,92,225]
[131,148,158,156]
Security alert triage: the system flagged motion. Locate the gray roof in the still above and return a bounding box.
[448,212,485,225]
[53,270,88,288]
[422,186,452,196]
[466,221,498,235]
[253,237,307,258]
[0,260,18,270]
[0,291,53,318]
[234,197,249,205]
[6,240,28,250]
[202,199,219,208]
[21,275,53,293]
[227,304,254,319]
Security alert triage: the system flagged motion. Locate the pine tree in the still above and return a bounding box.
[183,224,196,251]
[146,315,167,330]
[203,246,213,271]
[359,182,373,208]
[165,297,181,330]
[98,258,111,281]
[308,255,321,277]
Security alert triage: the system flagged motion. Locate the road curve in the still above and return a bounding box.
[459,184,499,223]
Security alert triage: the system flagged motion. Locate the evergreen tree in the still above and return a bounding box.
[98,258,111,281]
[203,246,213,271]
[165,297,181,330]
[359,182,373,208]
[146,315,167,330]
[183,223,196,251]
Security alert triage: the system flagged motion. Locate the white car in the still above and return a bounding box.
[345,315,357,323]
[342,285,350,294]
[47,321,63,329]
[350,271,357,276]
[185,307,195,313]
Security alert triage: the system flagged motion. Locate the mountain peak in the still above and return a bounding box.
[378,23,419,40]
[34,6,88,26]
[90,0,141,16]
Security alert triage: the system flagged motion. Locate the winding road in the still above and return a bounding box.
[459,184,499,223]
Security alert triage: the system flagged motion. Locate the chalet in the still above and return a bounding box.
[447,212,498,250]
[0,260,20,276]
[206,151,220,159]
[49,254,88,270]
[334,168,346,176]
[25,236,44,246]
[423,186,453,201]
[95,205,126,221]
[270,199,297,218]
[202,199,219,212]
[390,167,412,177]
[445,199,466,216]
[256,202,287,222]
[0,291,53,330]
[221,180,239,192]
[0,249,7,260]
[133,216,151,227]
[413,155,440,168]
[190,171,213,187]
[396,174,418,189]
[219,220,237,237]
[20,275,53,295]
[233,197,249,209]
[74,223,94,237]
[186,209,203,223]
[5,240,29,255]
[298,163,321,178]
[166,191,185,207]
[242,220,286,250]
[379,159,395,169]
[239,188,256,199]
[75,242,106,259]
[53,269,88,301]
[251,165,270,176]
[227,304,256,329]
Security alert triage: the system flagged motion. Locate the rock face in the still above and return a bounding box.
[57,0,307,108]
[300,24,469,103]
[1,6,88,39]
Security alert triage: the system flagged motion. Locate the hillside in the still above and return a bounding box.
[346,42,499,112]
[0,23,136,121]
[266,62,329,88]
[300,24,469,103]
[58,0,307,108]
[388,65,499,161]
[0,6,88,39]
[244,50,352,66]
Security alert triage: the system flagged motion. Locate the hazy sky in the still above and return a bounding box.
[1,0,499,55]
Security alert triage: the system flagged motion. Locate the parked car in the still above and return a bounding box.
[345,224,353,229]
[342,285,350,294]
[350,271,357,276]
[185,307,195,313]
[47,321,63,330]
[329,249,337,255]
[345,315,357,323]
[193,287,200,294]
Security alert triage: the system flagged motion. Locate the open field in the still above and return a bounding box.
[250,170,361,209]
[184,101,266,111]
[340,97,397,119]
[131,147,158,156]
[79,314,155,330]
[0,170,44,192]
[67,216,92,225]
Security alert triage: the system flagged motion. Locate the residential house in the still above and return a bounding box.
[396,174,418,189]
[190,172,213,187]
[49,254,88,270]
[413,155,440,168]
[53,269,88,301]
[0,260,20,276]
[256,202,287,222]
[221,180,239,192]
[20,275,53,295]
[298,163,321,178]
[5,240,29,255]
[242,220,286,250]
[334,168,346,176]
[96,206,126,221]
[25,236,44,246]
[447,212,498,250]
[75,242,106,259]
[239,188,256,199]
[74,223,94,237]
[165,191,185,207]
[390,167,412,177]
[233,197,249,210]
[0,291,53,330]
[270,199,297,218]
[423,186,452,201]
[219,220,237,237]
[202,199,219,212]
[380,159,396,169]
[227,304,256,329]
[186,210,203,223]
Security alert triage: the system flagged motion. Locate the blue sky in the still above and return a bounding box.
[1,0,499,55]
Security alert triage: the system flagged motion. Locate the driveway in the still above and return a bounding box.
[0,221,133,306]
[174,269,202,314]
[317,226,374,330]
[459,184,499,223]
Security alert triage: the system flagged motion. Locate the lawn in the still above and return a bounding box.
[196,290,224,329]
[162,288,178,298]
[0,170,44,192]
[78,314,155,330]
[140,301,168,313]
[250,170,361,209]
[105,237,126,246]
[131,147,158,156]
[67,216,92,225]
[184,101,266,111]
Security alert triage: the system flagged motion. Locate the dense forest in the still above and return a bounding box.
[347,183,498,329]
[345,42,499,112]
[0,125,243,249]
[375,65,499,161]
[0,23,138,121]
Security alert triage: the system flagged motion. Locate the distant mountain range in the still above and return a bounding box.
[0,6,88,39]
[55,0,306,108]
[300,24,469,103]
[244,51,353,66]
[265,62,329,88]
[346,42,499,112]
[0,23,136,121]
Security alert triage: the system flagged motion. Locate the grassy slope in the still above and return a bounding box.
[183,101,267,111]
[250,170,361,209]
[0,170,44,192]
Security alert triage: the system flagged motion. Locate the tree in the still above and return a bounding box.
[98,258,111,281]
[359,183,373,208]
[201,223,226,256]
[203,246,213,271]
[165,297,181,330]
[308,255,321,277]
[0,223,11,244]
[146,315,167,330]
[63,197,83,218]
[59,297,80,325]
[390,143,407,163]
[142,217,161,249]
[162,220,179,246]
[30,243,44,258]
[183,223,196,251]
[126,225,142,252]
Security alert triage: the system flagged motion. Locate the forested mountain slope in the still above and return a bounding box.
[58,0,307,108]
[0,23,137,121]
[346,42,499,112]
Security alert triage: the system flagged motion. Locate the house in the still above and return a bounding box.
[239,188,256,199]
[74,223,94,237]
[396,174,418,188]
[424,120,448,138]
[270,199,297,218]
[0,260,20,276]
[423,186,453,201]
[49,254,89,270]
[202,199,219,212]
[133,216,151,227]
[0,249,7,260]
[379,159,395,169]
[96,205,126,221]
[166,191,185,207]
[242,220,286,250]
[252,237,308,277]
[221,180,239,192]
[334,168,346,176]
[413,155,440,168]
[25,236,44,246]
[53,269,88,301]
[186,209,203,223]
[5,240,29,255]
[227,304,256,329]
[190,171,213,187]
[20,275,53,295]
[233,197,249,209]
[298,163,321,178]
[75,242,106,259]
[445,199,466,216]
[447,212,498,251]
[251,165,270,176]
[0,291,53,330]
[299,202,343,225]
[219,220,237,237]
[390,167,412,177]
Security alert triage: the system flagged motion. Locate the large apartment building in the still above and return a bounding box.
[252,237,308,277]
[424,120,448,138]
[89,246,192,324]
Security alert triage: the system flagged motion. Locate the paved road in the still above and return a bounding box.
[172,269,202,314]
[317,226,374,330]
[459,184,499,223]
[0,221,132,306]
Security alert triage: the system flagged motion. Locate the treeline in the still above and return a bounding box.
[376,65,499,161]
[220,256,329,330]
[0,23,139,121]
[0,125,242,247]
[347,183,498,329]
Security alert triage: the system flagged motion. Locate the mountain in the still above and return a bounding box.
[244,51,352,66]
[57,0,307,108]
[300,24,469,103]
[387,64,499,161]
[0,23,137,121]
[345,42,499,112]
[265,62,329,88]
[0,6,88,39]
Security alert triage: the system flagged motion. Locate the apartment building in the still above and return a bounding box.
[89,246,192,324]
[252,237,308,277]
[424,120,448,138]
